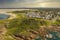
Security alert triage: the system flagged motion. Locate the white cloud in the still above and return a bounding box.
[0,0,60,8]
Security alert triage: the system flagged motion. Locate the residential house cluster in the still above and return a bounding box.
[26,10,60,20]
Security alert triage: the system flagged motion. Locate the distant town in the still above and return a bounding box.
[26,9,60,20]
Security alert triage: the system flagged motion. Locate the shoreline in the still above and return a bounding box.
[0,12,16,20]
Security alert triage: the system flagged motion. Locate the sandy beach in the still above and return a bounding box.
[0,11,16,19]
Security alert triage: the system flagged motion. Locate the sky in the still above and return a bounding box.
[0,0,60,8]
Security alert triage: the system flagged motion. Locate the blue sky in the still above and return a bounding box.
[0,0,60,8]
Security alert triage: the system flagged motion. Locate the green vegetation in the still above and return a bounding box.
[0,10,60,40]
[11,10,28,13]
[53,19,60,25]
[6,11,57,36]
[7,18,40,34]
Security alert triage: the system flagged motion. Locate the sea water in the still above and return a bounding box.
[0,14,9,20]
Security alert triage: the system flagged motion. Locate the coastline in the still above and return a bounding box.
[0,11,16,20]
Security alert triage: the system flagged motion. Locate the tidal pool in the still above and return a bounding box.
[35,31,60,40]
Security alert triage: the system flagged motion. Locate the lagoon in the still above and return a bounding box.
[0,14,9,20]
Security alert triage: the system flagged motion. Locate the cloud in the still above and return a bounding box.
[0,0,60,8]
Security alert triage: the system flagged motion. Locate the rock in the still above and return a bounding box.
[46,34,53,38]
